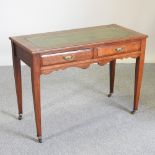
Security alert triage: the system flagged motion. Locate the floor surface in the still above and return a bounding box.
[0,64,155,155]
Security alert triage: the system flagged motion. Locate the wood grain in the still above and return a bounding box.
[31,54,42,139]
[9,24,147,54]
[11,42,23,115]
[133,38,146,111]
[109,60,116,95]
[96,41,140,57]
[10,24,148,142]
[41,49,93,66]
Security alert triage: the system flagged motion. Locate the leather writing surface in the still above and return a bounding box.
[10,24,146,53]
[25,25,139,49]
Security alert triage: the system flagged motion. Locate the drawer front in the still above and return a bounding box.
[96,41,141,57]
[41,49,93,66]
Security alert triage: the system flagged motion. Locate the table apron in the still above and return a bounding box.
[40,51,142,75]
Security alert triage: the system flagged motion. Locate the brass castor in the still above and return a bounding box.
[131,110,137,114]
[18,113,23,120]
[38,136,42,143]
[108,93,113,97]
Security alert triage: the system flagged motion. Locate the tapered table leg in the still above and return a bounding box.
[12,42,23,120]
[31,55,42,143]
[132,39,146,114]
[108,60,116,97]
[131,54,145,114]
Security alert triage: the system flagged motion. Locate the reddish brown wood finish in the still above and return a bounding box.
[97,41,141,57]
[10,24,147,142]
[16,46,32,67]
[40,51,142,75]
[31,54,42,139]
[11,42,23,116]
[133,39,146,112]
[109,60,116,97]
[41,49,93,66]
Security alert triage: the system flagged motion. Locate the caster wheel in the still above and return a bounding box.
[38,137,42,143]
[108,93,113,97]
[18,114,23,120]
[131,110,136,114]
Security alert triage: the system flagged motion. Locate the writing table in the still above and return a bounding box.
[10,24,147,143]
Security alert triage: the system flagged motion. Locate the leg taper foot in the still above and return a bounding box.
[131,110,137,114]
[38,136,42,143]
[108,93,113,97]
[18,113,23,120]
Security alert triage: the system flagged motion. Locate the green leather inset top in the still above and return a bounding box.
[25,25,141,49]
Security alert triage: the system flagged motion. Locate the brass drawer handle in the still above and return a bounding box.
[115,47,124,52]
[63,55,74,61]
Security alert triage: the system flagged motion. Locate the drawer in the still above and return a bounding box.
[96,41,141,57]
[41,49,93,66]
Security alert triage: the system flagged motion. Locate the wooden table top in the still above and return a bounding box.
[10,24,147,54]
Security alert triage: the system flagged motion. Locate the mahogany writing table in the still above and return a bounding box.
[10,24,147,143]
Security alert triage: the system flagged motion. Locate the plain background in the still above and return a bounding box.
[0,0,155,66]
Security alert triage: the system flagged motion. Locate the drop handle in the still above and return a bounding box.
[115,47,124,52]
[63,55,74,61]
